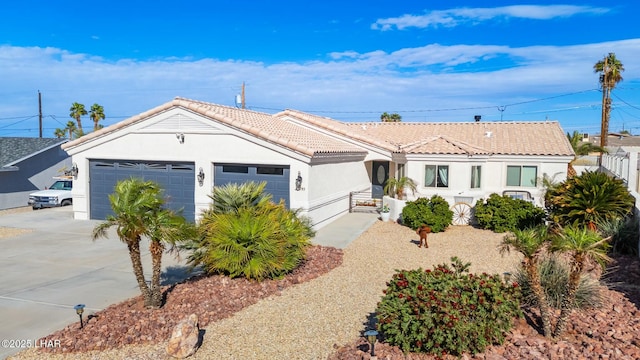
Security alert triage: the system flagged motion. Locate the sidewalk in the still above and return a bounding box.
[311,212,379,249]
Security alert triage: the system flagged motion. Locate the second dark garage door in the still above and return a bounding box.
[89,160,196,221]
[214,163,290,207]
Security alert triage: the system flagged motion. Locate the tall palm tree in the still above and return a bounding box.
[53,128,66,138]
[89,103,105,131]
[594,53,624,148]
[499,225,553,338]
[65,121,77,140]
[566,131,607,177]
[69,102,87,134]
[92,178,174,308]
[550,226,611,338]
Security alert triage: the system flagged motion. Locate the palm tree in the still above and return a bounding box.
[186,182,313,281]
[65,121,77,140]
[69,102,87,134]
[383,176,417,199]
[380,112,402,122]
[146,207,194,307]
[89,103,105,131]
[92,178,180,308]
[499,225,553,338]
[207,181,271,214]
[566,131,607,177]
[594,53,624,148]
[550,226,611,337]
[53,128,66,138]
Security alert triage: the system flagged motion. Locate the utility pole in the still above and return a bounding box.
[241,82,246,109]
[599,56,609,167]
[38,90,43,138]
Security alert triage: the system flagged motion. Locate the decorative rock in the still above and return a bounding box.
[166,313,200,359]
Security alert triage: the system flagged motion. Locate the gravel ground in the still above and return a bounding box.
[0,207,33,238]
[9,221,521,360]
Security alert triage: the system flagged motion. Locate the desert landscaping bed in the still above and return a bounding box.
[8,221,640,359]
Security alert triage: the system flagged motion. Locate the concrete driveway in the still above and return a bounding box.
[0,207,192,359]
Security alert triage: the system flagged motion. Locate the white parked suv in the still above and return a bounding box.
[28,177,73,209]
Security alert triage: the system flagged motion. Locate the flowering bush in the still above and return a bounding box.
[376,257,522,357]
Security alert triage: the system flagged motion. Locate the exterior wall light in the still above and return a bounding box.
[295,171,303,191]
[176,133,185,144]
[197,167,205,187]
[70,163,78,178]
[74,304,85,329]
[364,329,378,357]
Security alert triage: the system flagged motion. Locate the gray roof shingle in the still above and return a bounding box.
[0,137,67,167]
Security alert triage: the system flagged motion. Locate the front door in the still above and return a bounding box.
[372,161,389,199]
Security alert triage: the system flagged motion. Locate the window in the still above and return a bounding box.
[425,165,448,188]
[222,165,249,174]
[470,165,481,188]
[256,166,284,175]
[506,165,537,187]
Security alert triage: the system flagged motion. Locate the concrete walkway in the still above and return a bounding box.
[0,207,377,359]
[311,212,379,249]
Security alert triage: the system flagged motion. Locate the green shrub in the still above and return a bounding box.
[474,193,545,233]
[401,195,453,232]
[185,182,314,281]
[545,170,634,229]
[514,254,605,310]
[376,257,522,357]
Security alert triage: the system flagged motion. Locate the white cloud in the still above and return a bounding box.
[371,5,610,30]
[0,38,639,137]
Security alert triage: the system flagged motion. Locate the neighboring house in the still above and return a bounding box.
[0,137,70,210]
[62,97,574,228]
[587,132,640,148]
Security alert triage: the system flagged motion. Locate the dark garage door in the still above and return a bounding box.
[214,163,290,207]
[90,160,195,221]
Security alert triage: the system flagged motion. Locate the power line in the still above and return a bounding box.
[252,88,600,115]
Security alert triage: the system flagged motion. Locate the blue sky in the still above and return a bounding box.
[1,1,639,137]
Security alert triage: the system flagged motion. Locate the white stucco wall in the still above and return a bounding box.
[403,154,571,208]
[65,109,313,221]
[306,159,370,228]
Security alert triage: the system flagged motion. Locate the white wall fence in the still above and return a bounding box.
[601,152,638,192]
[600,152,640,256]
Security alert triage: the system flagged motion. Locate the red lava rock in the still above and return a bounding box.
[328,253,640,360]
[34,245,343,354]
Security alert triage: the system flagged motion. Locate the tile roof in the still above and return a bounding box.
[63,98,366,157]
[307,120,574,156]
[1,137,67,167]
[62,98,574,158]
